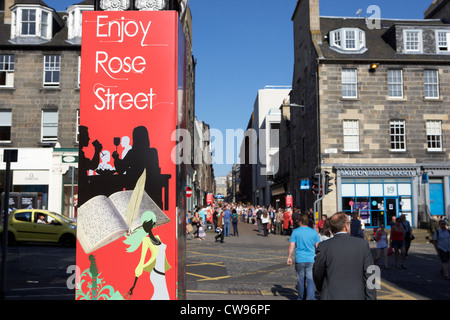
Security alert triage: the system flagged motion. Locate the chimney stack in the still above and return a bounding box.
[309,0,321,42]
[4,0,15,24]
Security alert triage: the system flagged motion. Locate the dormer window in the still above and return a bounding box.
[403,29,423,53]
[67,5,94,45]
[41,11,49,37]
[21,9,37,35]
[330,28,367,53]
[436,30,450,53]
[10,5,54,44]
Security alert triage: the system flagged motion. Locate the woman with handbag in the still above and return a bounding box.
[215,211,225,243]
[390,218,407,269]
[261,209,270,237]
[191,211,200,239]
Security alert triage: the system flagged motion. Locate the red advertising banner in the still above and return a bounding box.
[206,193,213,205]
[286,195,293,208]
[76,11,185,300]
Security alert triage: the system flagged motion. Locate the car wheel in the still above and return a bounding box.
[60,234,76,247]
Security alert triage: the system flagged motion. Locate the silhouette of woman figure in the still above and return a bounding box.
[123,211,170,300]
[79,125,103,173]
[78,125,103,206]
[112,126,163,209]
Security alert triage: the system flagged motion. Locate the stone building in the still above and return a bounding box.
[238,114,254,204]
[240,86,290,207]
[193,117,214,207]
[284,0,450,228]
[214,175,227,200]
[0,0,196,217]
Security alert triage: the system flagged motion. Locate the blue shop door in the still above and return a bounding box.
[429,182,445,216]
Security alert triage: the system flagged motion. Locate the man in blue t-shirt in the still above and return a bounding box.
[287,214,320,300]
[223,206,232,237]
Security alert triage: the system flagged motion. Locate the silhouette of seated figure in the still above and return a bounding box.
[97,150,115,172]
[121,136,132,158]
[112,126,169,210]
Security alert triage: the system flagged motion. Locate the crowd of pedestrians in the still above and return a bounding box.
[186,202,450,300]
[186,203,318,242]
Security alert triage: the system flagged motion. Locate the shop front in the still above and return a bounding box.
[335,166,420,228]
[13,170,49,209]
[0,148,53,211]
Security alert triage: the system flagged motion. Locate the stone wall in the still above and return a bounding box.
[0,49,81,148]
[319,62,450,164]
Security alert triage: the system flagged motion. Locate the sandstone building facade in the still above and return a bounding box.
[282,0,450,227]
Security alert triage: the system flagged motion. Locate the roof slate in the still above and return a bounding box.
[318,16,450,63]
[0,3,84,48]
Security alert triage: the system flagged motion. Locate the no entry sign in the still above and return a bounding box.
[186,187,192,198]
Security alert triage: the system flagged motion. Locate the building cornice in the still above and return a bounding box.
[0,45,81,50]
[316,57,450,65]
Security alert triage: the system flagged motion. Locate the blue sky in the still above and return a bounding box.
[45,0,432,177]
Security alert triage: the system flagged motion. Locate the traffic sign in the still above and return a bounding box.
[186,187,192,198]
[300,179,310,190]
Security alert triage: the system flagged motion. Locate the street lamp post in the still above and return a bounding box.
[0,149,17,300]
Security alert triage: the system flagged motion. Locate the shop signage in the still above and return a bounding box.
[13,171,49,185]
[340,169,414,177]
[62,155,78,163]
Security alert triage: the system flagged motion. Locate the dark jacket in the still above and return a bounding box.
[313,233,376,300]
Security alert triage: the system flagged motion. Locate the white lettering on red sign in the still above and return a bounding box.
[93,84,155,111]
[95,51,146,80]
[96,15,152,47]
[91,15,158,111]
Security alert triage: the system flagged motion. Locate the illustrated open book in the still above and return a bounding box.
[77,170,170,254]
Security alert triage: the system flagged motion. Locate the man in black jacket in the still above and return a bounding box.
[292,208,301,229]
[313,212,376,300]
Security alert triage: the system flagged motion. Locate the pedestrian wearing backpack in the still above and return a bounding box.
[432,219,450,280]
[261,209,270,237]
[232,209,239,237]
[350,213,363,238]
[256,207,263,232]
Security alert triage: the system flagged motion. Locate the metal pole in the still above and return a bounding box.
[70,166,75,219]
[313,170,325,229]
[1,151,13,300]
